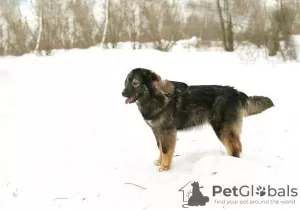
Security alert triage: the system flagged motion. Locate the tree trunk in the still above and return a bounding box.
[35,10,43,52]
[217,0,234,52]
[227,15,234,51]
[216,0,228,50]
[101,0,109,46]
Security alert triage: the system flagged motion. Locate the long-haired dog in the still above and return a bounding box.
[122,68,274,171]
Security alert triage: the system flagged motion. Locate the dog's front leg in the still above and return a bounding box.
[158,129,177,172]
[152,129,162,166]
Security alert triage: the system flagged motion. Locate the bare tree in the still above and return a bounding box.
[0,0,34,55]
[122,0,142,49]
[69,0,98,48]
[185,1,221,42]
[266,0,298,59]
[35,10,43,52]
[106,0,125,48]
[101,0,109,47]
[139,0,183,51]
[216,0,234,51]
[34,0,66,54]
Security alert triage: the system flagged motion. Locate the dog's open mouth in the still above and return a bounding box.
[125,93,139,104]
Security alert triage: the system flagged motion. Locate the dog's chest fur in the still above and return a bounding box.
[145,114,166,127]
[144,112,174,130]
[136,100,174,129]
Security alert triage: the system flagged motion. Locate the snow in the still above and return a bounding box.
[0,45,300,210]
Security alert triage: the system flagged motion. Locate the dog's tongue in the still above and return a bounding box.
[125,97,134,104]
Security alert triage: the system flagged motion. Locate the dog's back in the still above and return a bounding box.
[176,85,273,127]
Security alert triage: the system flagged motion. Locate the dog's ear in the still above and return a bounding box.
[142,70,161,82]
[148,72,164,92]
[141,70,163,96]
[149,71,161,81]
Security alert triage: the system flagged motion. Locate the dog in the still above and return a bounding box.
[188,182,209,207]
[122,68,274,171]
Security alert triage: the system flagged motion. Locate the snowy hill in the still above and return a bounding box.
[0,47,300,210]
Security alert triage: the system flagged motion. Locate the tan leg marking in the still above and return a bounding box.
[159,131,176,172]
[220,124,242,157]
[153,141,162,166]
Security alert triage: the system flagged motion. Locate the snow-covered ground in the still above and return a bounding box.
[0,47,300,210]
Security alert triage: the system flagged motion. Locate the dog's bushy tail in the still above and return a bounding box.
[243,96,274,117]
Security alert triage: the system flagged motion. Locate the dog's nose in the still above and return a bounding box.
[122,90,127,97]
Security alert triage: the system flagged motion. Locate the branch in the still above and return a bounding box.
[53,197,68,201]
[124,182,147,190]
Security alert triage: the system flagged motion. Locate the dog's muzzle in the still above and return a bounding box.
[122,90,128,97]
[124,93,139,104]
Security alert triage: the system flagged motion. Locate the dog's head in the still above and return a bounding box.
[191,181,200,189]
[122,68,165,104]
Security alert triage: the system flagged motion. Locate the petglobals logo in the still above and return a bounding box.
[212,185,298,197]
[179,181,210,208]
[178,182,299,208]
[212,185,298,206]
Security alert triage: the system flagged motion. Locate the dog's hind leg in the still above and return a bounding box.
[211,121,242,157]
[220,124,242,157]
[158,129,177,171]
[211,100,243,158]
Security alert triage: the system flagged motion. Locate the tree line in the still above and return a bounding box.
[0,0,299,59]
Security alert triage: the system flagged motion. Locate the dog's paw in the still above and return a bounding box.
[153,159,161,166]
[158,165,170,172]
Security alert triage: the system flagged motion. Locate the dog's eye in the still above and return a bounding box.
[132,81,140,87]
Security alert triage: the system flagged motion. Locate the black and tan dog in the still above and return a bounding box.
[122,68,274,171]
